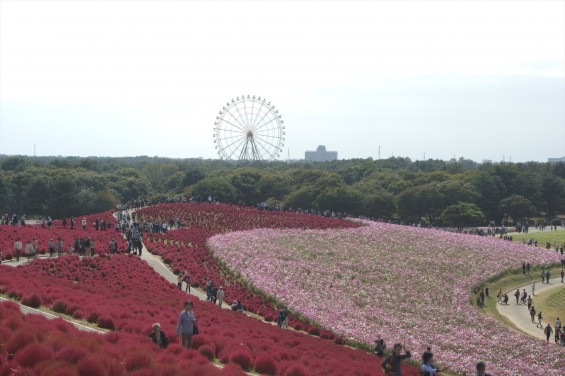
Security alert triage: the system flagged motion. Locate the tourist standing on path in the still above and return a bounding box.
[545,270,550,284]
[532,281,536,296]
[176,300,196,350]
[514,289,520,304]
[540,269,545,284]
[183,274,191,293]
[217,286,224,307]
[13,238,22,262]
[544,323,553,342]
[381,343,411,376]
[475,361,492,376]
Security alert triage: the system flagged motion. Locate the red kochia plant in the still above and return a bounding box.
[21,294,42,308]
[13,343,53,367]
[253,353,278,375]
[52,299,67,313]
[229,349,254,370]
[77,356,108,376]
[124,352,154,372]
[6,329,36,353]
[97,317,115,330]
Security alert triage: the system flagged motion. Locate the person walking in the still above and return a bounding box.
[544,323,553,342]
[381,343,411,376]
[545,270,550,284]
[526,295,533,310]
[496,288,502,303]
[514,289,520,304]
[530,306,536,323]
[484,283,489,297]
[532,281,536,296]
[540,269,545,284]
[176,300,196,350]
[561,269,564,283]
[537,311,543,328]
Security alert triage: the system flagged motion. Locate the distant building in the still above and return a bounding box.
[305,145,337,162]
[548,156,565,163]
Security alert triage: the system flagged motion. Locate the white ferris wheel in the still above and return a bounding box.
[213,95,285,161]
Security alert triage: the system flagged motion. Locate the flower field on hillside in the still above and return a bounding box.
[138,203,360,325]
[208,222,565,375]
[0,247,420,375]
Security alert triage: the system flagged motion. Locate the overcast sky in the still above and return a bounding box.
[1,0,564,162]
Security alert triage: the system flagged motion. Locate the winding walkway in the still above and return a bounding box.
[497,276,564,340]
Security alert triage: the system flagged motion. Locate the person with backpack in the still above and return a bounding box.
[381,343,411,376]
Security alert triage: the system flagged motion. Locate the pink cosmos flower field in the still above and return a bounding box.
[208,221,565,375]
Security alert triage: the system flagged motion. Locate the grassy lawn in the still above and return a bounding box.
[512,229,565,247]
[533,284,565,326]
[477,265,563,334]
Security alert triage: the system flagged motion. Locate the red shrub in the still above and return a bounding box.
[125,352,154,372]
[37,361,78,376]
[283,364,311,376]
[198,344,215,360]
[21,294,41,308]
[77,356,107,376]
[14,343,53,367]
[253,353,278,375]
[333,337,345,345]
[98,317,115,330]
[229,349,254,370]
[56,346,88,363]
[219,363,246,375]
[6,329,35,353]
[72,309,85,319]
[87,311,100,323]
[307,327,320,336]
[52,299,68,313]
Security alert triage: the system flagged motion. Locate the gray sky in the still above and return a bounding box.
[1,0,564,162]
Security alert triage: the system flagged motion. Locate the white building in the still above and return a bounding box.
[548,156,565,163]
[305,145,337,162]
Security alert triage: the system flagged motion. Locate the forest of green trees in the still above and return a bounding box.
[1,155,564,226]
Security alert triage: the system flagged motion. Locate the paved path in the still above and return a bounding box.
[497,276,565,340]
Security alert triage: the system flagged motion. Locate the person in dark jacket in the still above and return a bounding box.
[374,336,386,357]
[149,323,169,348]
[381,343,411,376]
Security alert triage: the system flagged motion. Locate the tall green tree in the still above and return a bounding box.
[499,195,535,224]
[440,202,485,228]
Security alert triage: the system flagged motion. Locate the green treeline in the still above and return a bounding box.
[0,155,564,225]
